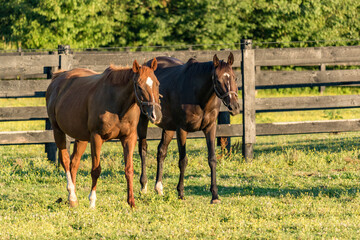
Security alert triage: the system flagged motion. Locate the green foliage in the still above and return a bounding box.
[0,0,359,50]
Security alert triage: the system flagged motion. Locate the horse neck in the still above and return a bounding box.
[189,62,216,105]
[109,70,137,114]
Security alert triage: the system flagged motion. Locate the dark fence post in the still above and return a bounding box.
[241,39,256,161]
[44,66,58,164]
[58,45,72,158]
[217,111,231,152]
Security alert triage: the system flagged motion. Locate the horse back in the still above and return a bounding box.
[146,56,184,69]
[46,68,102,140]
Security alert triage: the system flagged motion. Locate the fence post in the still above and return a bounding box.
[58,45,72,70]
[217,111,231,152]
[241,39,256,161]
[57,45,72,157]
[44,66,58,163]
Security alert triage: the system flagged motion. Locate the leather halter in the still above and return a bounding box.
[133,80,161,115]
[212,72,238,107]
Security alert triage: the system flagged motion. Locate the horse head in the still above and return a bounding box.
[212,52,240,116]
[132,58,162,124]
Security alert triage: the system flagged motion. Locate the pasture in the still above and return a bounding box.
[1,87,360,239]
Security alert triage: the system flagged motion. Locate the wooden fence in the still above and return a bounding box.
[1,41,360,162]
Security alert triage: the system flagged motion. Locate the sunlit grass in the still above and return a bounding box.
[1,87,360,238]
[1,132,360,239]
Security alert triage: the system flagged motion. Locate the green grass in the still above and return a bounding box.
[1,134,360,239]
[1,87,360,239]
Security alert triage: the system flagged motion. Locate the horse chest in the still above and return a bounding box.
[180,106,217,131]
[96,111,137,140]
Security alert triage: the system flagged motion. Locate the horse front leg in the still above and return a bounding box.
[176,128,188,199]
[204,124,220,204]
[155,130,175,195]
[137,114,149,194]
[89,133,103,209]
[51,124,78,207]
[121,132,137,208]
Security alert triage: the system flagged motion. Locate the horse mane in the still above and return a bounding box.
[101,65,134,85]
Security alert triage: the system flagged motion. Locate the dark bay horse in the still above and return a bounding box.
[46,59,161,208]
[138,53,240,203]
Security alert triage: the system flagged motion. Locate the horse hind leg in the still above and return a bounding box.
[155,130,175,195]
[176,128,188,200]
[52,124,78,207]
[89,133,103,209]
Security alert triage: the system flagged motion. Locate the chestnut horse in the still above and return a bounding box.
[138,53,240,203]
[46,59,161,208]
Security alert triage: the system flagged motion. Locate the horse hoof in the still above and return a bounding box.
[128,200,136,208]
[178,196,185,200]
[140,184,148,194]
[69,200,78,207]
[155,182,164,195]
[210,199,221,204]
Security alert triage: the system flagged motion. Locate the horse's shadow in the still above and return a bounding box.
[184,185,360,199]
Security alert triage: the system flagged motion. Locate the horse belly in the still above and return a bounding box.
[55,96,91,141]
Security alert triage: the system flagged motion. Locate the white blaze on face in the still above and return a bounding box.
[146,77,156,120]
[223,73,230,78]
[223,73,232,99]
[146,77,153,88]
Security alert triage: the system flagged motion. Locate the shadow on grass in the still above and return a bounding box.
[185,185,360,199]
[137,134,360,159]
[75,168,126,178]
[255,135,360,155]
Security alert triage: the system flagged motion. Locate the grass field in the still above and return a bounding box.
[1,87,360,239]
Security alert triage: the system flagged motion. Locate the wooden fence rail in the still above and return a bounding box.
[1,41,360,162]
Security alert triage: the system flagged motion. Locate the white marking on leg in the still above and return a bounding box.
[155,181,163,195]
[66,171,77,202]
[141,183,148,194]
[89,190,97,209]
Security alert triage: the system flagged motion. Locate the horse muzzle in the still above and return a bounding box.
[146,105,162,124]
[227,100,241,116]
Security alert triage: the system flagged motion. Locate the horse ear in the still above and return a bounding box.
[227,52,234,66]
[132,60,140,73]
[213,54,220,68]
[151,58,157,71]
